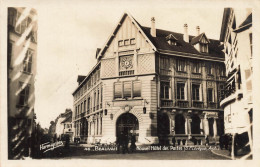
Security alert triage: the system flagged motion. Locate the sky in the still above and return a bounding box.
[34,2,225,128]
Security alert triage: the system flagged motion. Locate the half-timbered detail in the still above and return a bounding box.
[72,13,226,145]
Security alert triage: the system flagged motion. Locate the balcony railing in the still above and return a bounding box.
[192,101,204,108]
[160,69,171,76]
[207,102,217,109]
[119,70,134,76]
[161,99,173,107]
[176,100,189,108]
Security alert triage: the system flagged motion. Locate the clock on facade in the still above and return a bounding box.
[120,56,133,70]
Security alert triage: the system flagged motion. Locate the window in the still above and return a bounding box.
[160,56,170,70]
[8,8,17,28]
[249,33,252,57]
[192,61,201,73]
[15,12,32,35]
[84,100,86,113]
[18,82,30,106]
[97,89,100,110]
[177,59,186,72]
[130,38,136,45]
[114,81,141,99]
[124,39,130,45]
[87,97,91,114]
[93,92,96,111]
[200,43,208,53]
[219,64,226,76]
[23,49,33,73]
[177,83,185,100]
[118,40,123,47]
[114,83,122,99]
[207,88,214,102]
[124,82,132,98]
[206,63,213,75]
[133,81,141,97]
[8,42,13,68]
[100,117,102,134]
[97,117,99,135]
[192,84,200,101]
[160,82,170,99]
[100,86,103,108]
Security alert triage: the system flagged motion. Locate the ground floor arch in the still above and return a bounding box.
[175,114,185,134]
[116,113,139,140]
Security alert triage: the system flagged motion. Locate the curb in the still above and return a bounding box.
[211,149,232,159]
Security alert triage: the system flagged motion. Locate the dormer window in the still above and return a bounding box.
[166,34,178,46]
[200,43,208,53]
[191,33,210,53]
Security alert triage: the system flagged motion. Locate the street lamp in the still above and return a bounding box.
[143,99,149,114]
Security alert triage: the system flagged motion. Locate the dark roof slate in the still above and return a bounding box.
[140,26,224,59]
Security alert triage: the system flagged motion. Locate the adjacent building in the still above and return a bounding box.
[55,109,73,141]
[219,8,253,152]
[72,13,226,145]
[7,7,38,159]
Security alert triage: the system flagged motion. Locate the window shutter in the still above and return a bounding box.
[124,82,131,98]
[114,83,122,98]
[133,81,141,97]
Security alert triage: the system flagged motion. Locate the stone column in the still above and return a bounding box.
[185,118,188,135]
[213,118,218,137]
[204,115,209,136]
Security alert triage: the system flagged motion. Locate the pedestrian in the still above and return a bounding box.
[116,132,123,154]
[172,137,176,147]
[122,132,129,154]
[130,134,136,153]
[205,135,209,146]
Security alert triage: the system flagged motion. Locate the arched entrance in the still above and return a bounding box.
[175,114,186,134]
[116,113,139,140]
[158,113,170,135]
[191,114,201,134]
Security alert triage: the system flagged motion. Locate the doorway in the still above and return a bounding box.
[116,113,139,141]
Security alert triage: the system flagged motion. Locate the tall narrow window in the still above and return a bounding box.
[177,83,185,100]
[192,84,200,101]
[8,42,13,69]
[93,92,96,111]
[23,50,33,73]
[87,97,91,114]
[207,88,213,102]
[100,117,102,135]
[18,82,30,106]
[123,82,132,98]
[100,86,103,108]
[133,81,141,98]
[200,43,208,53]
[114,83,122,99]
[192,61,201,73]
[97,117,99,135]
[177,59,186,72]
[8,8,17,28]
[249,33,252,57]
[206,63,213,75]
[84,100,86,113]
[97,89,100,110]
[160,82,170,99]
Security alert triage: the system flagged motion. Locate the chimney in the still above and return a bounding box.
[183,24,189,43]
[196,26,200,36]
[150,17,156,37]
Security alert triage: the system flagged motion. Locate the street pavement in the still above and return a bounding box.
[40,145,229,160]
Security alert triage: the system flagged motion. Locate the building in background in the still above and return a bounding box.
[7,7,38,159]
[219,8,253,156]
[55,109,73,141]
[72,13,226,145]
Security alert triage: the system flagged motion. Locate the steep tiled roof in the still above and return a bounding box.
[141,26,224,59]
[233,13,252,33]
[190,33,204,45]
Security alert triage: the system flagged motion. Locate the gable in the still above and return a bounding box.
[99,13,156,59]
